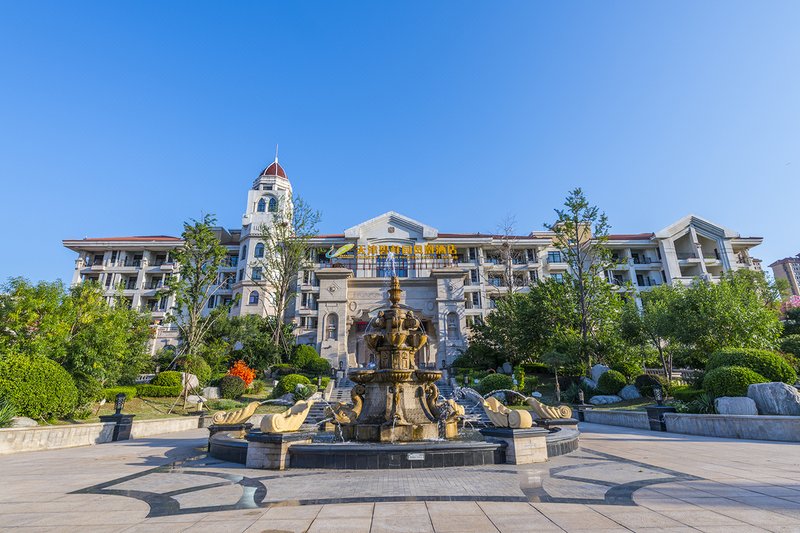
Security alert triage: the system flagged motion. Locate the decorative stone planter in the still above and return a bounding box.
[244,430,315,470]
[480,427,549,464]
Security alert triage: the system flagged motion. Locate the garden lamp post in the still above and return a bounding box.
[653,385,664,406]
[114,393,127,415]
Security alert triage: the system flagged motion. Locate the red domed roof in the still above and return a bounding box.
[261,160,287,179]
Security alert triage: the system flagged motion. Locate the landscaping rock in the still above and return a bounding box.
[181,373,199,390]
[187,395,207,405]
[714,396,758,416]
[202,387,220,399]
[531,391,543,398]
[589,395,622,405]
[591,364,610,383]
[581,377,598,390]
[747,382,800,416]
[502,362,513,374]
[618,384,642,401]
[10,417,38,428]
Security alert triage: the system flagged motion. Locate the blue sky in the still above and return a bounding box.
[1,2,798,283]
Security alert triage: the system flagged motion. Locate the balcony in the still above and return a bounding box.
[159,262,177,272]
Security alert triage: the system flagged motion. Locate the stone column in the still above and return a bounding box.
[431,268,467,367]
[315,268,353,368]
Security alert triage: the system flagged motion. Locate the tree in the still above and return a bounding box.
[541,349,578,403]
[204,313,292,370]
[0,278,151,386]
[620,285,679,381]
[668,270,782,357]
[784,306,800,337]
[165,215,230,357]
[251,195,320,351]
[546,188,615,375]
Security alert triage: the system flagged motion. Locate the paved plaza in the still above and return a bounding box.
[0,423,798,532]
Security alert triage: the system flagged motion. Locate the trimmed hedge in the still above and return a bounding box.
[305,357,331,376]
[0,355,78,420]
[477,373,515,395]
[706,348,797,384]
[610,362,641,381]
[151,370,184,388]
[135,384,182,397]
[220,375,246,399]
[598,370,627,395]
[273,374,312,398]
[703,366,768,398]
[671,386,706,402]
[101,386,138,403]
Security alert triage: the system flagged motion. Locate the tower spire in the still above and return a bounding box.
[275,143,279,165]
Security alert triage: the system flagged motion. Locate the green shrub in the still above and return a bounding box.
[513,367,526,393]
[273,374,312,398]
[707,348,796,384]
[206,399,242,411]
[780,335,800,358]
[135,384,182,397]
[320,377,331,390]
[598,370,627,395]
[220,375,246,399]
[270,364,302,377]
[0,355,78,420]
[521,362,550,374]
[305,357,331,376]
[250,380,266,394]
[72,372,104,408]
[291,345,319,368]
[0,397,16,428]
[178,356,211,386]
[610,361,640,381]
[476,373,515,395]
[671,386,706,402]
[101,386,138,403]
[634,374,669,398]
[293,383,318,400]
[151,370,184,388]
[703,366,768,398]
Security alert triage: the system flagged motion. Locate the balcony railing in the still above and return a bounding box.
[676,252,696,260]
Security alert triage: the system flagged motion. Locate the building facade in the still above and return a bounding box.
[64,160,764,367]
[770,254,800,297]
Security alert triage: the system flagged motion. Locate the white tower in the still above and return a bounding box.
[235,156,294,316]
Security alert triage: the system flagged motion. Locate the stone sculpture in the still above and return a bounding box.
[481,396,533,429]
[260,400,315,433]
[525,397,573,419]
[211,401,260,425]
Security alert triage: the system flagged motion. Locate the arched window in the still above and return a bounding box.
[248,290,259,305]
[326,313,338,340]
[268,197,278,212]
[254,243,264,258]
[256,198,266,212]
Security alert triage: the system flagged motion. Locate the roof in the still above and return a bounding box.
[72,236,182,242]
[261,160,287,179]
[607,233,655,241]
[438,233,538,240]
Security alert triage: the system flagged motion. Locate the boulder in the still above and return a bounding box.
[747,382,800,416]
[180,373,199,390]
[531,391,543,398]
[714,397,758,416]
[202,387,220,399]
[581,377,598,390]
[591,364,610,383]
[618,384,642,401]
[502,362,513,374]
[589,395,622,405]
[187,395,207,405]
[10,417,38,428]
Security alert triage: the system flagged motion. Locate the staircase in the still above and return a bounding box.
[435,379,491,428]
[304,401,329,426]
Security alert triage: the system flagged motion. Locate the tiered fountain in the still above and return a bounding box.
[329,276,461,442]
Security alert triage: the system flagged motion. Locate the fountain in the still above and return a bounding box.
[328,276,462,442]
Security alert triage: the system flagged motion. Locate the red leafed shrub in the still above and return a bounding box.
[227,360,256,387]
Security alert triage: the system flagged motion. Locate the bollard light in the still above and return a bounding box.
[577,389,585,405]
[653,385,664,406]
[317,376,322,387]
[114,393,127,415]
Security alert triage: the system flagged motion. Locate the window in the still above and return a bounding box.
[248,291,259,305]
[254,243,264,258]
[530,270,539,282]
[257,198,266,212]
[251,267,262,281]
[207,296,216,309]
[552,272,564,282]
[468,248,477,261]
[471,292,481,308]
[526,248,537,262]
[262,184,273,191]
[268,197,278,212]
[547,251,562,263]
[240,245,247,260]
[238,269,244,282]
[470,269,478,283]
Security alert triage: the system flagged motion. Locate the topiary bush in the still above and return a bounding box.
[220,375,246,399]
[151,370,184,388]
[706,348,797,384]
[0,355,78,419]
[703,366,768,398]
[102,386,138,403]
[476,373,515,395]
[250,380,266,394]
[610,361,640,381]
[178,356,211,386]
[273,374,312,398]
[598,370,627,395]
[134,384,182,397]
[634,374,669,398]
[291,345,320,369]
[305,357,331,376]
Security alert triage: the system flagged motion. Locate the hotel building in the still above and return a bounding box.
[770,254,800,297]
[64,160,764,368]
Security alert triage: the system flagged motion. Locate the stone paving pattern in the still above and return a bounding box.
[0,422,798,531]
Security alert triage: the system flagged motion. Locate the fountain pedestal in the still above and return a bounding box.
[480,427,550,464]
[245,430,315,470]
